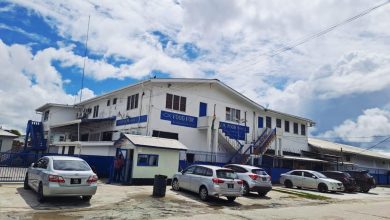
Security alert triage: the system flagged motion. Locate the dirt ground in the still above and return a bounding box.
[1,182,390,220]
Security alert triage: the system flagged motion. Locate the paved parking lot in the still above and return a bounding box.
[1,183,390,219]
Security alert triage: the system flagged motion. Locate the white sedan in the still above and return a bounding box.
[280,170,344,193]
[24,156,98,202]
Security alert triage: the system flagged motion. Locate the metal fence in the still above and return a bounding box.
[0,152,114,182]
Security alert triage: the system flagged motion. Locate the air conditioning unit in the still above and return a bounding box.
[85,108,92,114]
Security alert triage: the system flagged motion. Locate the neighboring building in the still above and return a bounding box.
[34,78,315,165]
[0,129,18,152]
[308,138,390,174]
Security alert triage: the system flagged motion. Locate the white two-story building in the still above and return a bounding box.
[36,78,316,166]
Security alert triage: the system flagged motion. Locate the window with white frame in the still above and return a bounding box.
[166,93,186,112]
[137,154,159,166]
[127,93,139,110]
[226,107,241,122]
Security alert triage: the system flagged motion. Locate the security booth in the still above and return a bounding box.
[113,134,188,185]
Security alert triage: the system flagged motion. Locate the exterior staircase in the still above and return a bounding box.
[218,129,243,153]
[24,120,47,152]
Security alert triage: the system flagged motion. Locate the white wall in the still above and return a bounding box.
[45,80,311,155]
[132,147,180,179]
[0,136,14,152]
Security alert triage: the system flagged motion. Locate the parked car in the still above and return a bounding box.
[24,156,98,202]
[344,170,376,193]
[171,165,243,202]
[321,171,357,192]
[223,164,272,196]
[280,170,344,193]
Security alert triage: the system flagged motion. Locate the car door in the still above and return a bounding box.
[303,172,317,189]
[290,171,303,187]
[190,166,206,192]
[180,166,196,191]
[29,158,44,190]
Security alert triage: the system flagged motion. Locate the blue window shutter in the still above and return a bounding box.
[199,102,207,117]
[258,117,264,128]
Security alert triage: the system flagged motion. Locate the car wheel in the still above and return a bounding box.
[227,196,236,202]
[258,191,267,197]
[242,182,250,196]
[172,179,180,191]
[361,186,370,193]
[37,182,45,203]
[24,174,30,190]
[82,196,92,202]
[284,180,293,188]
[296,186,302,189]
[199,186,208,201]
[318,183,328,193]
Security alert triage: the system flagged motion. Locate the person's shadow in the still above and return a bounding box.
[16,187,91,210]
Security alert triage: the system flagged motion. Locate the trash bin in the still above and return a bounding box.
[153,174,167,197]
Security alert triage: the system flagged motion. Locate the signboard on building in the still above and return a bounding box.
[116,115,148,126]
[160,111,198,128]
[219,121,249,141]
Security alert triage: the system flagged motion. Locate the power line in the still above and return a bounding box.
[360,136,390,152]
[222,0,390,75]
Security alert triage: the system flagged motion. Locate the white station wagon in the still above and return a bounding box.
[280,170,344,193]
[172,165,243,202]
[24,156,98,202]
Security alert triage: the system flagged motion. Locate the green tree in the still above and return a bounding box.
[9,129,21,136]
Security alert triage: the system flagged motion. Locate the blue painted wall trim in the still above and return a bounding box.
[258,117,264,128]
[199,102,207,117]
[160,110,198,128]
[116,115,148,126]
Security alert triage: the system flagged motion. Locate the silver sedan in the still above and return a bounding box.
[24,156,98,202]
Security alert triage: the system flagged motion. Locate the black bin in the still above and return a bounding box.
[153,174,167,197]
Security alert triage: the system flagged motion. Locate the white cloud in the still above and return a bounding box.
[0,40,95,132]
[2,0,390,137]
[320,108,390,143]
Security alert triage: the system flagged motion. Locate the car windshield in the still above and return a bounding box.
[53,160,91,171]
[312,171,327,178]
[252,169,267,175]
[216,169,238,179]
[344,172,352,178]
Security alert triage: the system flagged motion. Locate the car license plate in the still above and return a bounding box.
[262,177,267,181]
[227,183,234,189]
[71,178,81,184]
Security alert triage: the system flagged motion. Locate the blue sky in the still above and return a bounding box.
[0,0,390,152]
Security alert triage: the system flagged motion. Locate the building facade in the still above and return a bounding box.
[35,78,315,163]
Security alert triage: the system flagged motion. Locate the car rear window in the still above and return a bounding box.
[53,160,91,171]
[216,169,238,179]
[252,169,267,175]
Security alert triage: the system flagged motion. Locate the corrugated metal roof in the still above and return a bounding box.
[123,134,188,151]
[0,129,18,137]
[309,138,390,160]
[279,155,328,163]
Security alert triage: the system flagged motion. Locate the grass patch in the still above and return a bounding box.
[273,188,331,200]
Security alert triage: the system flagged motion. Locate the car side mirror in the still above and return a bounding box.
[312,175,317,179]
[31,163,35,167]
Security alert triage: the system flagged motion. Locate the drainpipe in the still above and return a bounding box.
[145,84,153,136]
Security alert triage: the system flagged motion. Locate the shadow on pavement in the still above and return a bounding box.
[168,188,242,208]
[16,187,91,210]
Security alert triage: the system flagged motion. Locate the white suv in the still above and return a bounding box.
[172,165,243,202]
[280,170,344,193]
[224,164,272,196]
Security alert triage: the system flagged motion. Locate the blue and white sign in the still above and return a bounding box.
[160,110,198,128]
[219,121,249,141]
[116,115,148,126]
